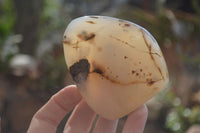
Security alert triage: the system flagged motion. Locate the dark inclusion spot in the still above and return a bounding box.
[69,59,90,83]
[93,68,103,74]
[77,31,95,41]
[148,80,155,86]
[146,78,155,86]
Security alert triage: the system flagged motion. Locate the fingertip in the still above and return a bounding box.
[138,104,148,117]
[54,85,82,105]
[64,100,96,133]
[93,117,119,133]
[122,105,148,133]
[28,85,82,133]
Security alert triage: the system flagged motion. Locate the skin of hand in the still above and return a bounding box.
[27,85,148,133]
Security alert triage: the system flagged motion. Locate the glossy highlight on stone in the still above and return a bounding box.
[63,16,169,120]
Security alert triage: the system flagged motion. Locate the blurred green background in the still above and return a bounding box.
[0,0,200,133]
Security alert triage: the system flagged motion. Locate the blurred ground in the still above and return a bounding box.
[0,0,200,133]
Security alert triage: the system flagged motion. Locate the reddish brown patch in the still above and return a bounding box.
[63,40,71,45]
[132,70,135,74]
[86,21,96,24]
[97,47,102,52]
[153,87,158,90]
[148,73,152,76]
[124,42,128,44]
[124,56,128,59]
[72,46,80,49]
[124,23,130,27]
[140,69,143,72]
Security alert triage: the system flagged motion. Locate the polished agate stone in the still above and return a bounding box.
[63,16,169,120]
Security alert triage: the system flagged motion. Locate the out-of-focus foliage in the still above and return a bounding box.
[0,0,16,72]
[40,0,66,37]
[0,0,15,39]
[164,92,200,133]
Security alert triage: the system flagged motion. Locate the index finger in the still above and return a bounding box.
[27,85,82,133]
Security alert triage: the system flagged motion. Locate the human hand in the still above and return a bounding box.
[27,85,148,133]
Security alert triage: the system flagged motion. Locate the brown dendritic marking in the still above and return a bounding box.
[77,31,95,41]
[110,35,135,49]
[140,69,143,72]
[91,65,161,86]
[90,16,99,19]
[86,21,96,24]
[141,29,164,80]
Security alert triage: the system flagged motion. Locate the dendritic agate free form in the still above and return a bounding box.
[63,16,169,120]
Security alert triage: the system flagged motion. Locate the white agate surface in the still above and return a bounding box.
[63,16,169,120]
